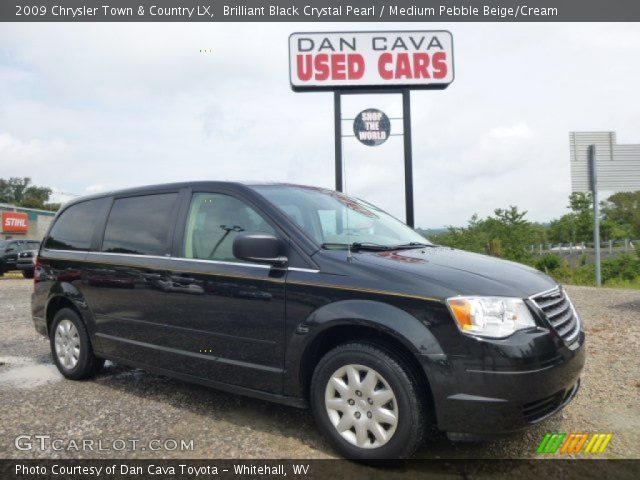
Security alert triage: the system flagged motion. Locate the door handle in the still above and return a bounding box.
[170,275,196,284]
[143,273,163,281]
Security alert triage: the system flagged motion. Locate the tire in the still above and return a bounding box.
[50,308,104,380]
[22,270,34,279]
[310,342,426,460]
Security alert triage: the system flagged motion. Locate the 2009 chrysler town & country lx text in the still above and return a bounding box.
[32,182,585,459]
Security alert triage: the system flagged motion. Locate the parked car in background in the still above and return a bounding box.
[0,239,40,276]
[16,243,40,278]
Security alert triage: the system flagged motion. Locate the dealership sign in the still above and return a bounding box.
[354,109,390,146]
[289,31,454,91]
[2,211,29,233]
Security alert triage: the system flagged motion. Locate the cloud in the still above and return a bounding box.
[0,133,71,173]
[0,23,639,227]
[84,184,107,194]
[487,122,533,141]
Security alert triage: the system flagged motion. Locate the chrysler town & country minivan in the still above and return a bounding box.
[32,182,585,459]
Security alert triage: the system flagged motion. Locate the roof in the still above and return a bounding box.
[59,181,334,210]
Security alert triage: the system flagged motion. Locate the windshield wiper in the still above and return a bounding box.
[390,242,435,250]
[321,242,392,251]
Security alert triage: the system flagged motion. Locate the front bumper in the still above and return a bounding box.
[421,329,586,437]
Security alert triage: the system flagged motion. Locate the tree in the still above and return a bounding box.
[548,214,578,243]
[568,192,594,242]
[422,190,640,272]
[428,206,533,263]
[429,214,490,254]
[601,191,640,239]
[546,192,595,244]
[485,206,534,262]
[0,177,59,211]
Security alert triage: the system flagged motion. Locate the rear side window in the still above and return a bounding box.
[44,198,110,251]
[101,193,178,256]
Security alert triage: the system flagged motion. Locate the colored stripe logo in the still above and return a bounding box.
[537,433,612,454]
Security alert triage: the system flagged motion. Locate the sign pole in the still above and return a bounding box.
[402,89,415,227]
[589,144,602,286]
[334,91,343,192]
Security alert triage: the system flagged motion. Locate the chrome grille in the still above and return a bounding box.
[531,287,580,344]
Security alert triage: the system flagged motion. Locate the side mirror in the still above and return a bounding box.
[232,232,287,266]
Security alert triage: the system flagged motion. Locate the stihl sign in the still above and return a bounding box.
[2,212,29,233]
[289,31,454,91]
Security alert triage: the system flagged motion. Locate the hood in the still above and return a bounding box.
[350,246,557,298]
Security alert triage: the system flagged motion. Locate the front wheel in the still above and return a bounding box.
[310,342,427,459]
[22,269,34,279]
[50,308,104,380]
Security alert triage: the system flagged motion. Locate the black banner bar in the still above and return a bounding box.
[2,1,640,22]
[1,459,639,480]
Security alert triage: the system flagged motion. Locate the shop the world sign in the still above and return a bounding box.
[354,109,390,146]
[289,31,454,91]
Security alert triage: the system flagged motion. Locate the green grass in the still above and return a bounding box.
[598,278,640,290]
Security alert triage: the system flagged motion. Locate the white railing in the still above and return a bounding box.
[530,239,638,255]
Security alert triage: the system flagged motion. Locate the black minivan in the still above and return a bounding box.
[32,182,585,459]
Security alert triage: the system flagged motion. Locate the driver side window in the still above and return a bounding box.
[183,193,276,262]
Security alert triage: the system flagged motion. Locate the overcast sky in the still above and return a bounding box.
[0,23,638,228]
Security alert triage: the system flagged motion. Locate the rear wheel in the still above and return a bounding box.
[310,342,426,459]
[50,308,104,379]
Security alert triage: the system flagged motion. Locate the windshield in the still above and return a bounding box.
[252,185,431,249]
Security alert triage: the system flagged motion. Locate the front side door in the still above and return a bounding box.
[161,191,287,393]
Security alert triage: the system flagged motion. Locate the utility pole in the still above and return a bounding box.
[402,89,414,227]
[334,91,343,192]
[589,144,602,286]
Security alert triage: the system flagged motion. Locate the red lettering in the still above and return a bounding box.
[377,53,393,80]
[432,52,448,79]
[347,54,365,80]
[296,54,312,81]
[331,54,346,80]
[413,53,431,79]
[314,54,330,80]
[395,53,412,79]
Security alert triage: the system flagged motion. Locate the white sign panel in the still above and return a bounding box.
[570,132,640,192]
[289,31,454,91]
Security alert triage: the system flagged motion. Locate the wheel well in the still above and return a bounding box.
[46,297,79,335]
[300,324,435,410]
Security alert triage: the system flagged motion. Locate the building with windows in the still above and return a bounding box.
[0,203,57,241]
[570,131,640,192]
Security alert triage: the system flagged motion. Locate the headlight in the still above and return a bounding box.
[446,296,536,338]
